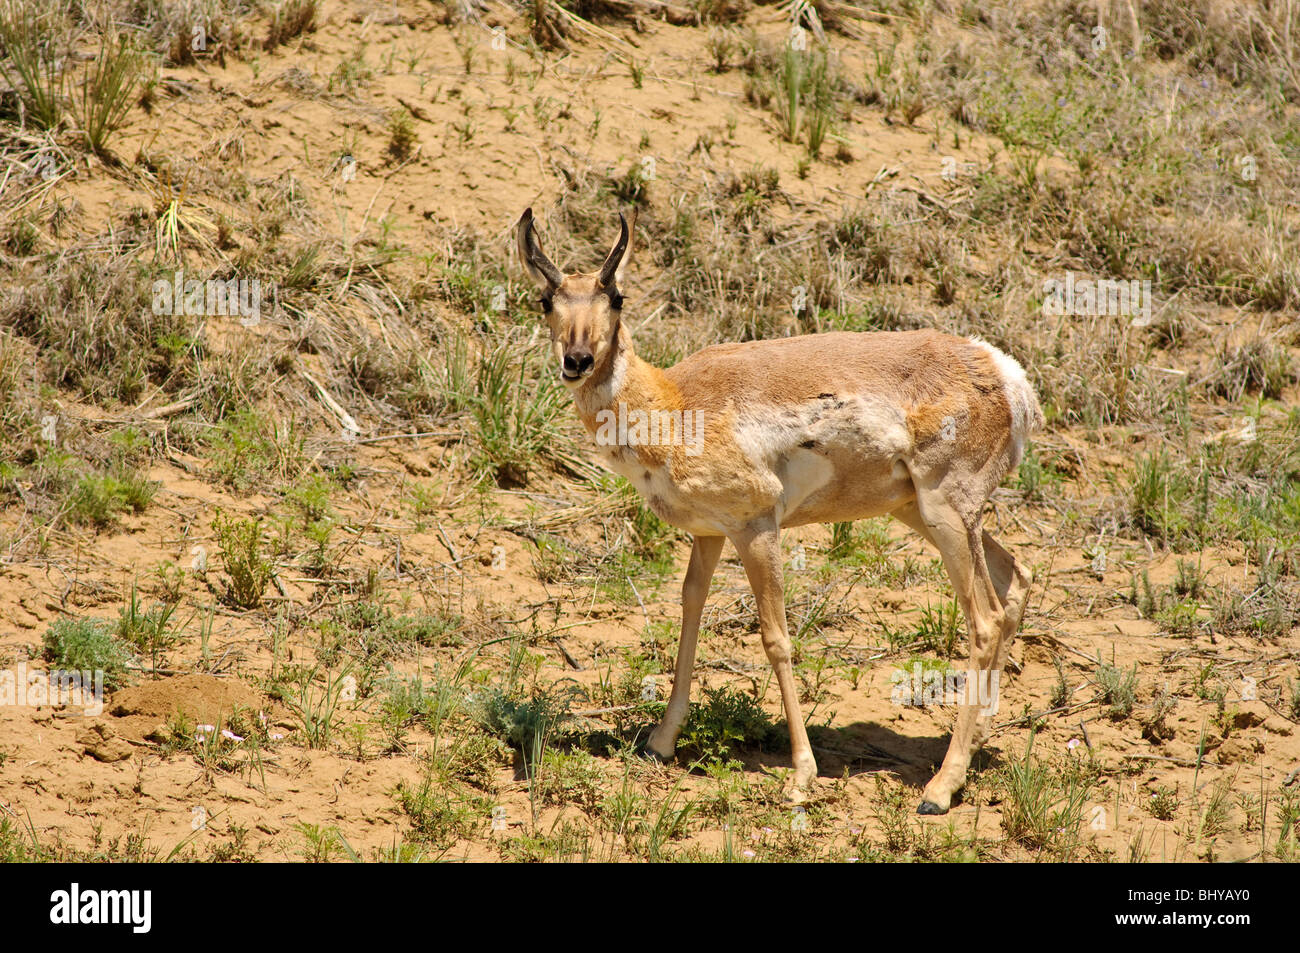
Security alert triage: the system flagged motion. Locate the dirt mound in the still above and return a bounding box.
[108,675,268,741]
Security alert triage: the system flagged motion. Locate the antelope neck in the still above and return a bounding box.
[574,325,676,433]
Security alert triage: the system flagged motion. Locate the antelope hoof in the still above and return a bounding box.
[638,741,672,763]
[787,765,817,803]
[917,800,946,815]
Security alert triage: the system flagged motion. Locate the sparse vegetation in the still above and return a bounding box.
[116,583,181,674]
[996,734,1096,859]
[0,0,1294,865]
[386,107,417,163]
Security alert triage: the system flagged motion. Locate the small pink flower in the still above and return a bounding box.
[742,850,756,858]
[197,724,215,733]
[270,732,283,740]
[221,729,244,742]
[1067,738,1081,751]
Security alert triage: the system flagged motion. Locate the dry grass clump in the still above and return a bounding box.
[1138,0,1300,100]
[0,327,36,439]
[122,0,254,66]
[264,0,317,52]
[1209,334,1296,403]
[0,254,184,404]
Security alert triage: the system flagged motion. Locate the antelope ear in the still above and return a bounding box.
[515,208,563,291]
[597,208,636,294]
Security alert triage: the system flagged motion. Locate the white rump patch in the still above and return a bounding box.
[968,337,1044,468]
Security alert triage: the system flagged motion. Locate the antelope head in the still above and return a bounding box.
[515,207,634,388]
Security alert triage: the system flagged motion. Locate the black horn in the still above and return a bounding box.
[517,208,564,290]
[597,212,629,290]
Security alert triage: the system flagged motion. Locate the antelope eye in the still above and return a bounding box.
[609,293,624,310]
[540,295,553,313]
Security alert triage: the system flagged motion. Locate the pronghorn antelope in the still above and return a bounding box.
[515,207,1044,814]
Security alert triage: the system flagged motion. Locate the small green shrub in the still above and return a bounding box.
[41,617,130,690]
[678,686,777,763]
[1146,786,1179,821]
[212,512,272,609]
[394,774,484,851]
[475,687,572,771]
[65,470,156,528]
[1096,658,1139,721]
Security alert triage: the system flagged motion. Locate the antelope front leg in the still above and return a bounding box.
[645,535,724,760]
[733,522,817,801]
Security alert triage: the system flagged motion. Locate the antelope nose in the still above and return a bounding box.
[563,350,594,377]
